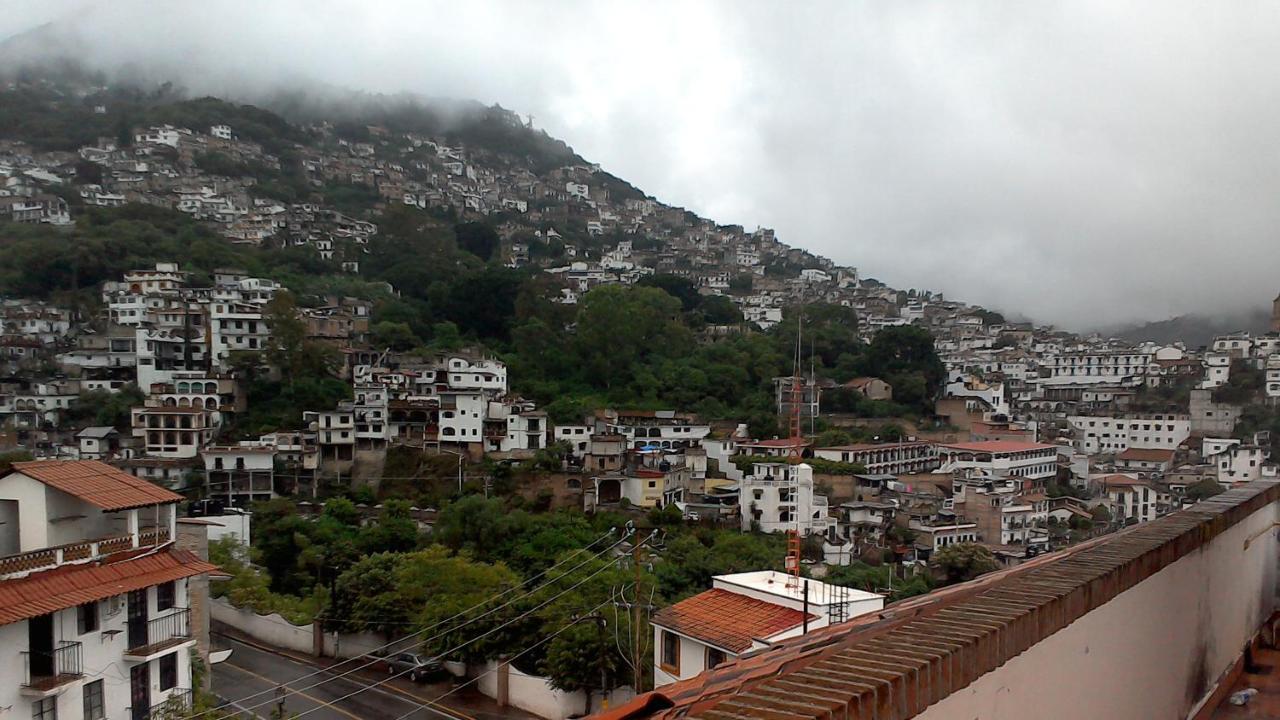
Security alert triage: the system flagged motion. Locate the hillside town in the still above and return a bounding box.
[2,82,1280,720]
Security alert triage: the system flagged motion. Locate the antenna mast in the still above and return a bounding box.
[788,314,804,462]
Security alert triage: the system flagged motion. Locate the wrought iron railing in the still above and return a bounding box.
[21,641,83,688]
[127,608,191,654]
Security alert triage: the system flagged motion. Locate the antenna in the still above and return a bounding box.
[788,313,804,462]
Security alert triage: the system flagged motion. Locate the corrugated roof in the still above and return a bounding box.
[9,460,183,511]
[0,549,217,626]
[651,589,813,653]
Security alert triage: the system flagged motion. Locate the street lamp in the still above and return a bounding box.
[437,447,465,493]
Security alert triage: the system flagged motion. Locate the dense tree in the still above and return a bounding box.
[455,222,500,261]
[930,543,999,585]
[1185,478,1225,503]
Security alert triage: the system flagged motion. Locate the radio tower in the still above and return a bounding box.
[787,314,804,463]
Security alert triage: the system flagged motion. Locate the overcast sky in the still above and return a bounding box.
[5,1,1280,329]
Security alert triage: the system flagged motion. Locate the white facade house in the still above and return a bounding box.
[0,461,215,720]
[1044,351,1151,386]
[738,463,832,536]
[1203,439,1268,485]
[201,445,276,507]
[935,441,1059,484]
[1067,414,1190,455]
[1267,355,1280,400]
[651,571,883,687]
[553,425,593,457]
[1200,352,1231,389]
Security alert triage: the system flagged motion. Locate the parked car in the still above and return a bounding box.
[384,652,444,682]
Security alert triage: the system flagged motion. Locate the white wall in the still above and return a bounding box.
[915,495,1279,720]
[477,659,635,720]
[210,598,313,655]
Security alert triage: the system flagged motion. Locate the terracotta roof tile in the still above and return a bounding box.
[1116,447,1176,462]
[651,589,813,653]
[9,460,183,511]
[0,549,218,626]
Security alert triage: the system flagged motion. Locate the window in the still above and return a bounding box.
[83,680,105,720]
[159,652,178,690]
[661,631,680,672]
[157,581,176,611]
[77,601,99,634]
[707,647,728,670]
[32,698,55,720]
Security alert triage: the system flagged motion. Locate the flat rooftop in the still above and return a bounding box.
[714,570,884,605]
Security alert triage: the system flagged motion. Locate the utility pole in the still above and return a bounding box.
[632,530,647,692]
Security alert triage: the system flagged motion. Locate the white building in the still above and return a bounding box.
[1203,439,1268,485]
[651,570,883,687]
[1067,414,1190,455]
[0,460,215,720]
[1266,355,1280,400]
[1200,352,1231,389]
[202,445,276,507]
[738,463,833,536]
[1044,350,1151,386]
[936,441,1059,484]
[1101,474,1159,525]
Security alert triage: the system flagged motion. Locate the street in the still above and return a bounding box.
[211,632,536,720]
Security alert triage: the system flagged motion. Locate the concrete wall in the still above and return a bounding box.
[210,598,313,655]
[476,659,635,720]
[916,492,1280,720]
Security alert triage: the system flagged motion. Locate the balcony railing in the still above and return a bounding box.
[0,528,171,577]
[136,688,192,720]
[21,641,83,691]
[126,608,191,657]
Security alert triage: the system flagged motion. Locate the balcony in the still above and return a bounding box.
[0,528,171,578]
[133,688,192,720]
[21,641,83,696]
[124,608,192,660]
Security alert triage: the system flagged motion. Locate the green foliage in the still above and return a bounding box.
[858,326,946,412]
[929,543,999,585]
[209,537,323,624]
[653,531,786,600]
[0,450,34,473]
[824,562,933,602]
[1213,359,1266,405]
[455,222,500,261]
[1185,478,1225,502]
[370,321,421,351]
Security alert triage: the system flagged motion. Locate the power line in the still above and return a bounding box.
[188,529,629,719]
[288,556,630,720]
[389,597,615,720]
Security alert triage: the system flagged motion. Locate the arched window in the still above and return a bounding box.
[176,382,190,393]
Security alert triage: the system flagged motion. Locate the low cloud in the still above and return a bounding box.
[5,1,1279,328]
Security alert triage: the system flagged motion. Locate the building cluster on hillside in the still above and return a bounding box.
[2,257,1279,573]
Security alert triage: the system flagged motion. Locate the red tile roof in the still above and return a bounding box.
[9,460,183,511]
[0,549,217,626]
[651,589,813,653]
[939,440,1057,453]
[1116,448,1176,463]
